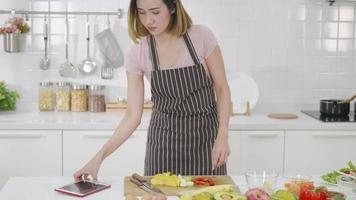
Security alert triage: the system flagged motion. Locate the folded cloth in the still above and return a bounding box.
[95,28,124,68]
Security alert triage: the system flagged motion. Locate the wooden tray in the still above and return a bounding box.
[124,175,238,196]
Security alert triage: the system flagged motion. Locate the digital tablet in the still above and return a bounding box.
[54,181,111,197]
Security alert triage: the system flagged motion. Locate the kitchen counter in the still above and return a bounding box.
[0,108,356,130]
[1,176,354,200]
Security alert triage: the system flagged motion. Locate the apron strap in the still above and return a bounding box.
[148,35,160,71]
[182,33,200,66]
[148,32,200,71]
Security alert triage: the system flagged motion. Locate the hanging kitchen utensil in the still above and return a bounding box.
[40,15,50,70]
[95,14,124,69]
[78,15,97,75]
[101,59,114,79]
[59,12,76,77]
[99,15,114,79]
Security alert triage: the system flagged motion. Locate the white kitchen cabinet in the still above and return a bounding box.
[63,130,147,176]
[228,131,284,175]
[284,131,356,174]
[0,130,61,188]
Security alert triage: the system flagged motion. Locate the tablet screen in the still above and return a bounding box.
[55,181,110,197]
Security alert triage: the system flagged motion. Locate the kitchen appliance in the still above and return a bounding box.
[302,110,356,122]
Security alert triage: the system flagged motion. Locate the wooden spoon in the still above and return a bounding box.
[339,95,356,104]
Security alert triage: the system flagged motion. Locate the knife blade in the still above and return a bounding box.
[130,177,155,193]
[131,173,164,194]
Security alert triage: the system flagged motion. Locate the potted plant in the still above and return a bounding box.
[0,81,20,111]
[0,16,30,53]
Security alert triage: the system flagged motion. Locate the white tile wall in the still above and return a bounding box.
[1,0,356,109]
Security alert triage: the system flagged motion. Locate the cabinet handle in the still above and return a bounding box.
[83,134,112,139]
[0,133,45,139]
[83,134,138,139]
[247,133,279,138]
[312,133,356,138]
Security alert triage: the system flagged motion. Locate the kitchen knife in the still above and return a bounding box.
[130,177,156,193]
[131,173,163,194]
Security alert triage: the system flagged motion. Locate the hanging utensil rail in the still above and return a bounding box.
[0,8,125,18]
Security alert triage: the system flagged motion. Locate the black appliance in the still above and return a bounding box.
[302,110,356,122]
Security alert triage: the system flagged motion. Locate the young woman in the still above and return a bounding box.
[74,0,231,182]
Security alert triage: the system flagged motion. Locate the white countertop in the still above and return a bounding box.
[0,108,355,130]
[1,176,354,200]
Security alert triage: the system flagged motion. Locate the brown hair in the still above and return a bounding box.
[128,0,192,43]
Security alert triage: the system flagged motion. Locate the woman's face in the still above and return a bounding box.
[137,0,172,36]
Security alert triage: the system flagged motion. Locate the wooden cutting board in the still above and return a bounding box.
[124,176,237,196]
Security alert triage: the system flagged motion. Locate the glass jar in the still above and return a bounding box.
[39,81,55,111]
[88,85,106,112]
[55,81,71,112]
[71,84,88,112]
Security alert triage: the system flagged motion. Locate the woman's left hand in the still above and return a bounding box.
[212,132,230,171]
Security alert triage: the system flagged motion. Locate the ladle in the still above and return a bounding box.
[78,15,97,75]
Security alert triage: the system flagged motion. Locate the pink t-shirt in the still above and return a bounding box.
[124,25,218,81]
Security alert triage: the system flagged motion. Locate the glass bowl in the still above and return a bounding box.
[244,170,278,192]
[337,175,355,194]
[283,172,312,182]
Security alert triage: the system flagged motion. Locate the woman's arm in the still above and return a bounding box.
[74,73,145,181]
[206,45,231,170]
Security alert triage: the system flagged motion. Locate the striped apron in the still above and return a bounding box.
[144,32,227,176]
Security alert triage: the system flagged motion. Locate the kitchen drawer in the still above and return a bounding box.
[285,131,356,174]
[63,130,147,176]
[228,131,284,175]
[0,130,62,188]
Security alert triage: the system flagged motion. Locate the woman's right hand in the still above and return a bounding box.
[73,159,101,183]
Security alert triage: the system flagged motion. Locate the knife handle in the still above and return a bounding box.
[132,173,147,183]
[130,177,143,186]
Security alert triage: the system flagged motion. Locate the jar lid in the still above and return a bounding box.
[88,85,105,91]
[72,84,88,90]
[39,81,54,87]
[56,81,71,87]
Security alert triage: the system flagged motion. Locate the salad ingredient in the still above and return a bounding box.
[178,175,194,187]
[151,172,180,187]
[179,184,234,199]
[320,171,340,185]
[214,191,247,200]
[245,188,270,200]
[192,192,214,200]
[271,190,296,200]
[192,177,216,186]
[299,187,327,200]
[285,180,314,197]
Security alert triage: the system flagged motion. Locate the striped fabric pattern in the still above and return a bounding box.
[144,33,227,176]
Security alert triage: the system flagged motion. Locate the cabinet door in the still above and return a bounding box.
[0,130,62,188]
[228,131,284,175]
[63,130,147,176]
[285,131,356,174]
